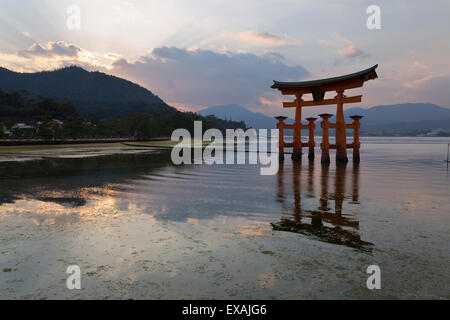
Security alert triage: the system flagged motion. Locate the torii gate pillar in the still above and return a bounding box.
[335,90,348,163]
[291,95,303,161]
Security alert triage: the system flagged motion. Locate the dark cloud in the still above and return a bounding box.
[112,46,309,108]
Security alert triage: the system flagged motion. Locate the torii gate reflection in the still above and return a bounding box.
[272,162,373,252]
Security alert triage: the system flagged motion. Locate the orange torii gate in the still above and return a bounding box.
[271,65,378,163]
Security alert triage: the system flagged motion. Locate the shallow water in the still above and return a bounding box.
[0,137,449,299]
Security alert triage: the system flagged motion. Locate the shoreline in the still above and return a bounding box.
[0,142,162,162]
[1,135,448,148]
[0,137,170,147]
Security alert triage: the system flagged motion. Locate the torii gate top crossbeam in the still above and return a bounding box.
[271,65,378,99]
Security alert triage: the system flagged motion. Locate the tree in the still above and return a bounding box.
[0,89,247,140]
[37,120,53,140]
[0,122,6,138]
[136,116,156,140]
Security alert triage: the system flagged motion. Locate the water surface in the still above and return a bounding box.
[0,137,449,299]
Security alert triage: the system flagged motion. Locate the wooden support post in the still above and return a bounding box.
[306,117,317,161]
[307,160,314,197]
[351,162,359,203]
[335,162,347,215]
[319,113,332,164]
[275,116,287,161]
[277,159,285,201]
[335,90,348,163]
[319,163,330,211]
[292,95,303,161]
[293,162,301,219]
[350,115,363,163]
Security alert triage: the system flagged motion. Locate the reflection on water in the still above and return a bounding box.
[0,138,449,299]
[0,152,167,203]
[0,152,174,226]
[272,162,373,252]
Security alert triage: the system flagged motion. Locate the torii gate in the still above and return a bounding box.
[271,65,378,163]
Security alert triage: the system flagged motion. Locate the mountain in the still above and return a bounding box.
[342,103,450,135]
[198,104,282,129]
[0,66,176,118]
[198,102,450,136]
[343,103,450,125]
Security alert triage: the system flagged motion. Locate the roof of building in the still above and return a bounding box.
[271,65,378,91]
[13,123,34,129]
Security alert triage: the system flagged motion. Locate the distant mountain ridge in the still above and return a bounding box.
[0,66,176,118]
[343,103,450,135]
[198,104,290,129]
[343,103,450,125]
[198,103,450,136]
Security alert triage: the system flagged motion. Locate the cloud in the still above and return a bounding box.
[226,31,297,47]
[400,74,450,108]
[112,46,309,109]
[263,50,285,60]
[338,45,365,58]
[361,61,450,109]
[319,33,367,59]
[0,43,308,111]
[0,41,122,72]
[18,41,82,58]
[402,74,438,89]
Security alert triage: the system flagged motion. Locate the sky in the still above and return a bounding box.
[0,0,449,118]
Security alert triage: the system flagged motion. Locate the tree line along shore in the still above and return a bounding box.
[0,88,247,145]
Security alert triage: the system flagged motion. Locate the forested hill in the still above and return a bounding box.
[0,66,176,118]
[0,89,247,140]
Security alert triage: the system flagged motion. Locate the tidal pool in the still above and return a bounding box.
[0,137,449,299]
